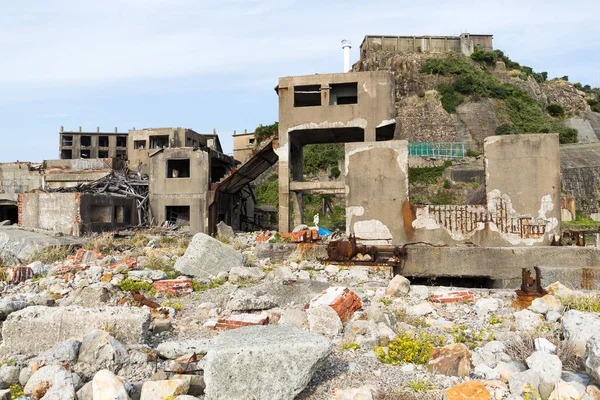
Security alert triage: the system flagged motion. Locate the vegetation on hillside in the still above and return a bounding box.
[419,53,578,144]
[254,122,278,143]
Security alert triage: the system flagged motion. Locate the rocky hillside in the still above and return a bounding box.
[354,49,600,147]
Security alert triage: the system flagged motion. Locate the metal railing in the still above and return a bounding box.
[409,142,465,159]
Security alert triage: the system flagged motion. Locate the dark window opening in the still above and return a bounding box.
[114,206,124,224]
[80,149,91,158]
[116,136,127,147]
[90,205,112,223]
[116,150,127,160]
[166,206,190,226]
[186,137,192,146]
[98,136,109,147]
[330,82,358,105]
[218,213,226,223]
[249,138,255,145]
[210,159,228,183]
[80,136,91,147]
[62,135,73,146]
[0,205,18,225]
[61,149,73,159]
[167,159,191,178]
[134,140,146,150]
[150,135,169,149]
[294,85,321,107]
[98,150,109,158]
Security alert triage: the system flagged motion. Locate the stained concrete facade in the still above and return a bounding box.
[0,163,43,224]
[360,33,493,56]
[128,128,208,175]
[276,71,396,232]
[232,131,256,164]
[344,134,561,246]
[148,148,210,233]
[59,127,128,160]
[19,192,137,236]
[43,158,126,189]
[345,141,409,245]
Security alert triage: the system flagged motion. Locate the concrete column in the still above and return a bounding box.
[291,143,304,227]
[278,142,290,233]
[365,126,376,142]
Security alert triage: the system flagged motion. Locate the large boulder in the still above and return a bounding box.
[203,325,332,400]
[585,334,600,384]
[562,310,600,355]
[1,306,151,354]
[61,284,120,308]
[77,330,129,373]
[174,233,244,279]
[92,369,129,400]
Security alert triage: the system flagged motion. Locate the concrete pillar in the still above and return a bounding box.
[291,143,304,227]
[278,149,290,233]
[365,126,376,142]
[595,234,600,248]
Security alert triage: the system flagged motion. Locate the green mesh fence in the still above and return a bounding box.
[409,142,465,158]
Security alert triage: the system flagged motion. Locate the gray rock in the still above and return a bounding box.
[509,369,540,397]
[228,267,265,284]
[563,310,600,355]
[77,330,129,372]
[0,365,20,389]
[273,267,295,281]
[0,389,9,400]
[474,363,499,380]
[307,304,342,337]
[61,284,119,308]
[24,365,76,400]
[77,381,93,400]
[204,325,332,400]
[409,285,429,300]
[174,233,244,279]
[27,261,50,277]
[0,298,28,320]
[514,309,543,332]
[242,281,330,308]
[38,339,82,365]
[128,270,167,282]
[226,290,277,312]
[156,340,212,359]
[278,309,307,329]
[562,370,590,397]
[292,224,309,233]
[19,367,31,386]
[526,351,562,399]
[216,221,235,240]
[1,306,151,355]
[585,334,600,384]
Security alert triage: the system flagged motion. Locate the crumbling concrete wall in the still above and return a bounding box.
[43,158,125,189]
[345,141,409,245]
[149,148,210,234]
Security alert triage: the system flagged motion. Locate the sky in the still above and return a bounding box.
[1,0,599,162]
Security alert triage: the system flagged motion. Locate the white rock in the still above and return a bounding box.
[229,267,266,284]
[409,285,430,300]
[406,302,433,317]
[514,309,543,332]
[24,365,76,400]
[324,265,339,275]
[475,298,501,314]
[526,351,563,399]
[508,369,540,397]
[529,295,562,315]
[561,371,590,397]
[307,304,342,337]
[534,338,557,354]
[562,310,600,355]
[548,381,581,400]
[385,275,410,297]
[92,369,129,400]
[274,267,295,281]
[140,379,189,400]
[585,334,600,384]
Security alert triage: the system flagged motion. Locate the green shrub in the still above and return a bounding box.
[558,294,600,312]
[375,332,446,365]
[254,122,278,143]
[496,123,519,135]
[192,278,225,292]
[409,166,445,185]
[466,148,481,157]
[470,49,497,64]
[443,179,452,189]
[27,245,77,265]
[452,324,495,349]
[118,279,155,294]
[255,173,279,207]
[330,166,341,179]
[303,143,345,175]
[341,342,359,350]
[547,103,565,118]
[418,91,425,98]
[436,83,464,113]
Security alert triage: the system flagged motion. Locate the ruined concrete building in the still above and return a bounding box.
[232,129,256,165]
[59,126,128,160]
[360,33,493,56]
[275,71,396,232]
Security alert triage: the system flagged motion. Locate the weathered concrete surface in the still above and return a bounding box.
[399,246,600,288]
[566,118,599,143]
[204,325,332,400]
[1,306,151,354]
[484,134,561,245]
[560,142,600,218]
[0,226,81,263]
[345,140,409,245]
[277,71,396,232]
[539,266,600,290]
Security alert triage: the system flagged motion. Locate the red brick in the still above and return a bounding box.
[110,258,137,272]
[309,286,362,323]
[281,230,319,243]
[210,314,269,330]
[152,279,193,296]
[49,265,73,276]
[430,291,475,304]
[3,266,34,284]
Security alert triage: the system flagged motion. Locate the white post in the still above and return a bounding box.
[342,39,352,72]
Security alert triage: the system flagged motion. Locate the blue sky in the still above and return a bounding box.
[1,0,599,162]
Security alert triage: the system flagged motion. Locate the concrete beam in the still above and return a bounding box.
[289,181,345,193]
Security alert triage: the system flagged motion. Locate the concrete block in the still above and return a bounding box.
[1,306,151,354]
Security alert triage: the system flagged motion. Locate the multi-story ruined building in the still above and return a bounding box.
[275,70,397,232]
[232,129,256,164]
[360,33,493,57]
[59,127,128,160]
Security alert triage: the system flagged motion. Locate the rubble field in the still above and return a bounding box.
[0,227,598,400]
